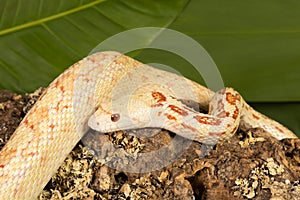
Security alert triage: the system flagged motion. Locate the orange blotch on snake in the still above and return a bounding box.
[165,113,176,120]
[252,114,260,120]
[49,124,55,130]
[232,106,239,120]
[24,119,29,125]
[275,126,284,133]
[63,105,69,109]
[226,92,237,105]
[26,152,37,157]
[231,126,238,134]
[54,101,62,111]
[194,116,221,125]
[152,91,166,103]
[168,105,188,116]
[54,79,60,88]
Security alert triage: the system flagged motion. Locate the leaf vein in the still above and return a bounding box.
[41,23,79,57]
[0,0,108,36]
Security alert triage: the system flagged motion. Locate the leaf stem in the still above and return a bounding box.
[0,0,107,36]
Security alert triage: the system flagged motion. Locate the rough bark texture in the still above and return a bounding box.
[0,89,299,200]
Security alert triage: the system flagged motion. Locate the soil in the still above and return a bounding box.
[0,89,299,200]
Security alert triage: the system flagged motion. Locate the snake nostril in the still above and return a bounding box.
[111,114,120,122]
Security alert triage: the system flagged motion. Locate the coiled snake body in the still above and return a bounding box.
[0,51,297,199]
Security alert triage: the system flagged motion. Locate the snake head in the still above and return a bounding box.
[88,95,159,133]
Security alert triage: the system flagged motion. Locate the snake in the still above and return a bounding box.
[0,51,297,199]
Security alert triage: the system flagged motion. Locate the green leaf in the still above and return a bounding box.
[169,0,300,102]
[0,0,189,92]
[0,0,299,136]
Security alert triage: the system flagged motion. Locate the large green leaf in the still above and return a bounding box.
[0,0,189,92]
[0,0,299,135]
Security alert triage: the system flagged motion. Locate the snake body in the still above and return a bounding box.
[0,51,297,199]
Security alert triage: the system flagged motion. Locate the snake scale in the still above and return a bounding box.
[0,51,297,199]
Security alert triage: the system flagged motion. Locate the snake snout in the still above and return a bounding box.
[88,114,102,131]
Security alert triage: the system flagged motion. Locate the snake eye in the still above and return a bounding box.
[111,114,120,122]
